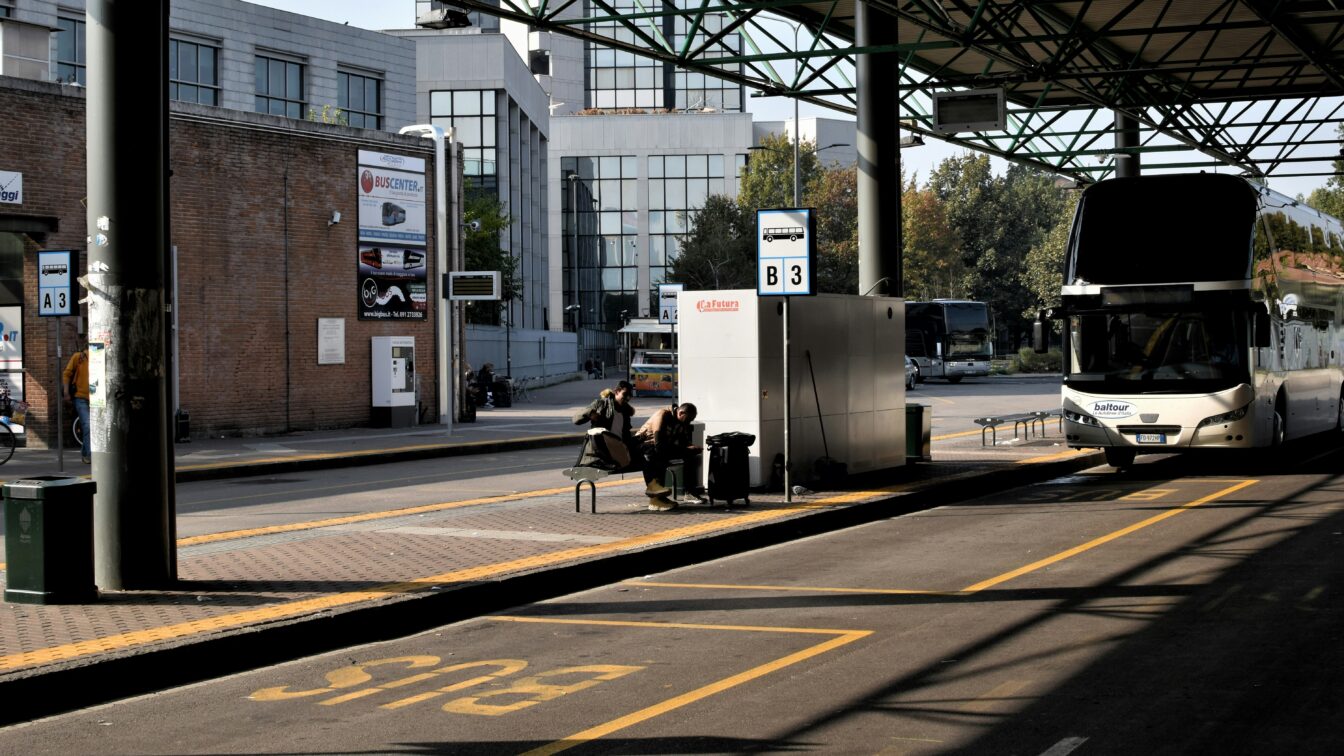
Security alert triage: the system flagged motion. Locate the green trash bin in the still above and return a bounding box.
[906,403,932,463]
[3,475,98,605]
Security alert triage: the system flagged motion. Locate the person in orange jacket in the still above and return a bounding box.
[62,347,90,463]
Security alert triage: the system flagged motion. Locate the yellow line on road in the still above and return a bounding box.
[176,478,641,547]
[931,428,983,441]
[626,580,951,596]
[959,479,1258,594]
[0,490,889,672]
[1016,448,1097,465]
[501,616,871,756]
[173,434,579,473]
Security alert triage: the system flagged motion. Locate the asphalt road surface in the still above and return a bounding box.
[3,438,1340,754]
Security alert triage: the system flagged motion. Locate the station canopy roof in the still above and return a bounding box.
[454,0,1344,185]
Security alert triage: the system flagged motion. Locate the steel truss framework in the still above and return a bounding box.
[449,0,1344,184]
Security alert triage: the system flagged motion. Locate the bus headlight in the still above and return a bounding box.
[1197,404,1249,428]
[1064,409,1101,427]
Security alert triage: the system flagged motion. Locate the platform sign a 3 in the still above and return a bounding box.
[757,208,815,296]
[37,250,74,317]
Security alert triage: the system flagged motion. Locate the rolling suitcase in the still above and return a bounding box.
[706,432,754,507]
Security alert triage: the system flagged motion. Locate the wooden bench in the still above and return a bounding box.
[973,410,1062,446]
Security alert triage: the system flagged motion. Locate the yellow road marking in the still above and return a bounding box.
[0,490,888,672]
[1017,448,1096,464]
[959,479,1258,594]
[177,478,642,547]
[961,679,1032,713]
[174,434,579,473]
[491,616,869,756]
[932,428,983,441]
[625,580,951,596]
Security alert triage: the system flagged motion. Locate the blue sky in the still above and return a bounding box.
[246,0,1331,199]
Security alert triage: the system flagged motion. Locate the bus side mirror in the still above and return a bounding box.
[1032,310,1049,353]
[1253,309,1271,348]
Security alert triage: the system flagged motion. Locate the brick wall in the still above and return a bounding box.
[0,78,440,444]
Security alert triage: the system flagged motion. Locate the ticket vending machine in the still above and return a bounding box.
[371,336,416,427]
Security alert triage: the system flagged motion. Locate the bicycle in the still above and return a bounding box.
[0,392,24,465]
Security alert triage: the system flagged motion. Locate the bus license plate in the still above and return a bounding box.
[1136,433,1165,444]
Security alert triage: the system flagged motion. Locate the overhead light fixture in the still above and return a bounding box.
[416,2,472,29]
[899,135,924,148]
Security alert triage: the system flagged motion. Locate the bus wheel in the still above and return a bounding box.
[947,376,963,384]
[1337,391,1344,432]
[1104,447,1136,469]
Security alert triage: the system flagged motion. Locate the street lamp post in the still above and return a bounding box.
[567,173,582,370]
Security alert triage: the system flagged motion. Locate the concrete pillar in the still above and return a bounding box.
[1115,112,1141,178]
[857,2,902,296]
[87,0,176,589]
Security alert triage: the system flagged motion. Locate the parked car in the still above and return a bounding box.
[905,356,920,390]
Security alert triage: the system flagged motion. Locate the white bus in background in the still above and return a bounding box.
[905,300,993,382]
[1035,173,1344,468]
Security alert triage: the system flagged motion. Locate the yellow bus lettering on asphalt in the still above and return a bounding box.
[251,655,440,701]
[441,665,643,716]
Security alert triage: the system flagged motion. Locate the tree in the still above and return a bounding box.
[1305,124,1344,219]
[738,131,822,210]
[462,183,515,325]
[927,154,1068,350]
[666,194,756,289]
[902,180,963,299]
[1022,191,1078,314]
[807,165,859,293]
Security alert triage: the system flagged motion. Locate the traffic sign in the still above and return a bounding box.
[658,283,683,324]
[757,208,815,296]
[38,250,74,317]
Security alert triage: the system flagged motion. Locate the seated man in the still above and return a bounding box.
[572,380,637,471]
[632,402,701,511]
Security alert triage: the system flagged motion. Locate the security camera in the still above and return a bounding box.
[466,219,482,232]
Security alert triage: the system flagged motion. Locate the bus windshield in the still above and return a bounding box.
[943,303,991,358]
[1067,310,1248,390]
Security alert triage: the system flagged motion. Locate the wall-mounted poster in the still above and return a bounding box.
[357,151,429,321]
[0,305,22,370]
[358,244,427,320]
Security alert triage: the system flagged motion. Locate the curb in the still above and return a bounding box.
[0,450,1104,725]
[173,433,585,483]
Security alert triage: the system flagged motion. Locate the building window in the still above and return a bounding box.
[255,55,305,119]
[170,39,220,106]
[429,89,497,196]
[585,0,742,112]
[338,71,382,129]
[0,5,12,18]
[648,153,728,306]
[56,16,86,86]
[563,156,639,330]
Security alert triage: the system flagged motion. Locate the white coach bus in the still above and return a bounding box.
[1035,173,1344,468]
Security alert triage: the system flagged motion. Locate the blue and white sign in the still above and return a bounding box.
[0,170,21,205]
[37,250,74,317]
[757,208,815,296]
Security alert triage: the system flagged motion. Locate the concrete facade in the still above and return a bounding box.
[1,0,416,129]
[548,111,755,350]
[393,28,552,335]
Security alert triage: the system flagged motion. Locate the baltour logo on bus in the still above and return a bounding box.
[1089,400,1136,419]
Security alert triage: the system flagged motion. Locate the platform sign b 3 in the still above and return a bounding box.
[757,208,815,296]
[37,250,74,317]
